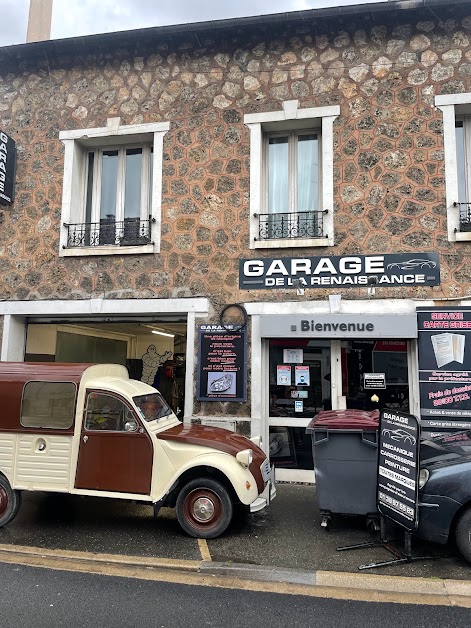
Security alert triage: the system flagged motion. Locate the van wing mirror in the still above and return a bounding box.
[124,420,138,433]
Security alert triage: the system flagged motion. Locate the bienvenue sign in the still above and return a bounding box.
[239,253,440,290]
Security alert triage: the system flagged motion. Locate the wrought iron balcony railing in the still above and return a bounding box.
[454,202,471,232]
[64,218,154,248]
[255,210,327,241]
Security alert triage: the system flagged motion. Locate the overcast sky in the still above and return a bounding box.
[1,0,385,47]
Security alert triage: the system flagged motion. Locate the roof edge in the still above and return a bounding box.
[0,0,469,58]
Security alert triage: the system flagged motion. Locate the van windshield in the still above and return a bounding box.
[134,393,173,422]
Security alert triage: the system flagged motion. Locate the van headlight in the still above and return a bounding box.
[236,449,253,468]
[418,468,429,489]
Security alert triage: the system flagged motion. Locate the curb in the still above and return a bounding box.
[201,561,471,598]
[0,543,470,600]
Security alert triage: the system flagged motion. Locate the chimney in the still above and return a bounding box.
[26,0,53,43]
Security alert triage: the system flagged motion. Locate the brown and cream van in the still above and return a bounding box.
[0,362,275,538]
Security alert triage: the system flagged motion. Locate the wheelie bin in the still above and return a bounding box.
[306,409,380,529]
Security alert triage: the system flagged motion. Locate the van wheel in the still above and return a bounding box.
[176,478,233,539]
[0,475,21,528]
[455,507,471,564]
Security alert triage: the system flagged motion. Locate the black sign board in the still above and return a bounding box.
[418,307,471,430]
[377,410,420,531]
[239,253,440,290]
[197,325,247,402]
[0,130,17,205]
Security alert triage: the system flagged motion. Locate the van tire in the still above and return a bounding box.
[455,507,471,564]
[176,477,233,539]
[0,475,21,528]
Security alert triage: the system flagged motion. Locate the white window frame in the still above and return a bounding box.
[435,93,471,242]
[244,100,339,250]
[59,117,170,257]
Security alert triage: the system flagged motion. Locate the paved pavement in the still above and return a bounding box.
[0,483,470,597]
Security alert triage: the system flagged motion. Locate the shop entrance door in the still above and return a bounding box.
[268,340,331,482]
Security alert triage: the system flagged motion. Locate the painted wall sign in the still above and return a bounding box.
[239,253,440,290]
[0,130,17,205]
[418,307,471,428]
[377,410,420,531]
[197,325,247,402]
[260,314,417,339]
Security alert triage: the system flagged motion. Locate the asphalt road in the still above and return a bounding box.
[0,561,469,628]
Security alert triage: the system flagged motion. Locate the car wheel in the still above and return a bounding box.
[176,478,233,539]
[454,507,471,564]
[0,475,22,528]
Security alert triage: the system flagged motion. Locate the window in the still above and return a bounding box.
[455,117,471,231]
[85,392,133,431]
[21,381,76,429]
[245,100,339,249]
[59,117,169,256]
[435,93,471,241]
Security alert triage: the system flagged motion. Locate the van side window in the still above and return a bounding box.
[85,393,130,432]
[21,381,77,429]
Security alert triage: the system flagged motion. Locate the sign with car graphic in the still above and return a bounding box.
[197,325,247,402]
[239,252,440,289]
[377,410,420,531]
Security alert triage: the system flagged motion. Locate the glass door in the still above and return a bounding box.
[268,339,331,482]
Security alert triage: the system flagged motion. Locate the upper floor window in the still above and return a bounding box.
[59,118,169,257]
[435,93,471,242]
[455,117,471,232]
[245,100,339,250]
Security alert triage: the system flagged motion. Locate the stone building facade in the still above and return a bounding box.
[1,0,471,480]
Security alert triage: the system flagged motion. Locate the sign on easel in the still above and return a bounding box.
[377,410,420,531]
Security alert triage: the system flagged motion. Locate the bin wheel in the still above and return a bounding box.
[320,515,332,531]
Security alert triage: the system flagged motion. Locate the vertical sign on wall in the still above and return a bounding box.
[197,325,247,402]
[0,130,17,205]
[377,410,420,531]
[418,307,471,433]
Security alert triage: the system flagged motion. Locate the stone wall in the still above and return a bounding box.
[0,5,470,304]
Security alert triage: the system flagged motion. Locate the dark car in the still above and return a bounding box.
[417,431,471,563]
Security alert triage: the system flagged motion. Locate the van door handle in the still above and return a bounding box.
[83,435,88,443]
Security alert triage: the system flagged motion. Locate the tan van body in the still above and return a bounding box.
[0,363,275,538]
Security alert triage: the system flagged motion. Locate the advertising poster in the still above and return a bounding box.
[197,325,247,401]
[295,365,310,386]
[418,308,471,429]
[277,365,291,385]
[377,410,420,531]
[283,348,303,364]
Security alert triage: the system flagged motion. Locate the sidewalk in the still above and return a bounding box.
[0,482,470,596]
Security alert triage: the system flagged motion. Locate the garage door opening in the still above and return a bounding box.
[25,320,187,417]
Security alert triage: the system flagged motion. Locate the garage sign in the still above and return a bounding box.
[0,130,16,205]
[239,253,440,289]
[377,410,420,531]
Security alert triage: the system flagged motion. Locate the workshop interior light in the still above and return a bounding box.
[141,324,176,338]
[151,330,175,338]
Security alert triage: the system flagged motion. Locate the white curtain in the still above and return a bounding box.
[268,137,289,214]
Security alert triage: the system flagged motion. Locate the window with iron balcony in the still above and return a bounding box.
[59,118,169,257]
[245,100,339,250]
[436,93,471,242]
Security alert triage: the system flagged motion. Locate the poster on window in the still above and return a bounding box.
[277,365,291,385]
[283,349,303,364]
[418,307,471,429]
[197,325,247,401]
[295,365,310,386]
